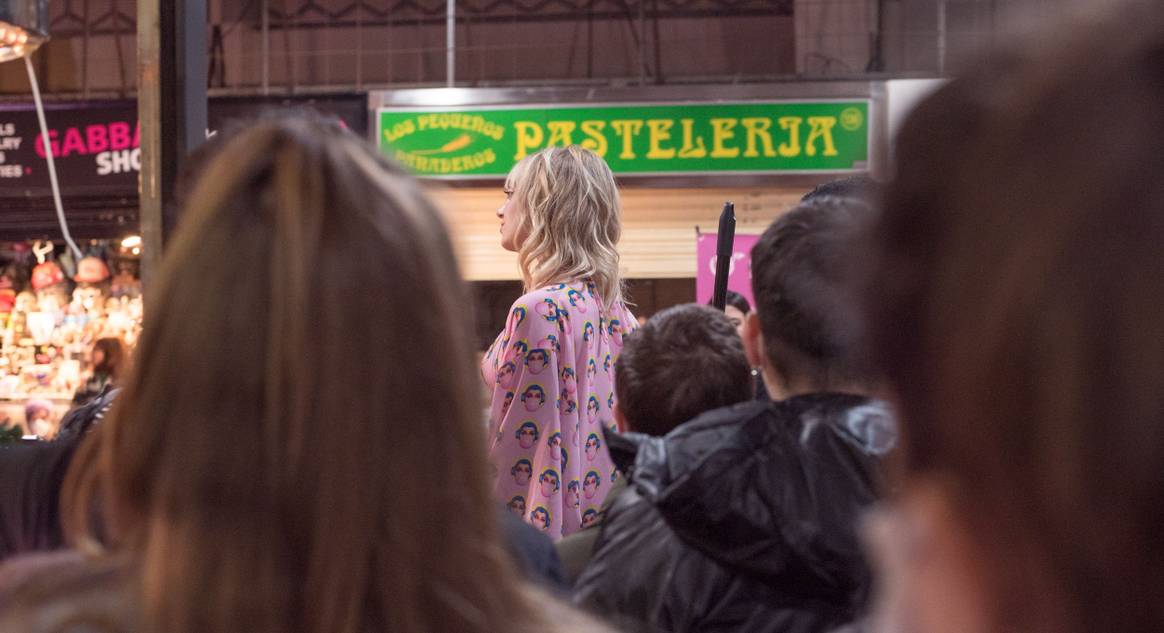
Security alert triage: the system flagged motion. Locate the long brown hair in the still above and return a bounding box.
[864,9,1164,633]
[63,116,542,633]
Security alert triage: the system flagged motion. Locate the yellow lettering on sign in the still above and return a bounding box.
[678,119,707,158]
[514,122,545,160]
[610,120,644,160]
[645,119,676,159]
[778,117,802,157]
[394,147,496,173]
[710,118,740,158]
[805,116,838,157]
[547,121,577,147]
[580,120,608,156]
[740,117,777,158]
[382,118,417,143]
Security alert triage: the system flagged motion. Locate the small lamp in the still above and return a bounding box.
[0,0,48,63]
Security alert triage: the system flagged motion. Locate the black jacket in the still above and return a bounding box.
[498,508,568,591]
[573,393,895,633]
[0,388,119,563]
[0,440,79,562]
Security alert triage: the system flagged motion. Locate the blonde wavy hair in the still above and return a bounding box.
[507,145,624,308]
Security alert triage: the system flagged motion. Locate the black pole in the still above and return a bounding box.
[711,202,735,311]
[159,0,208,240]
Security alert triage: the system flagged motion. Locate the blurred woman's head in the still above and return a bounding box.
[711,290,751,337]
[65,116,536,633]
[863,10,1164,633]
[23,399,53,438]
[498,145,623,307]
[92,337,124,378]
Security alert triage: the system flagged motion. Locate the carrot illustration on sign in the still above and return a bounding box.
[408,133,473,155]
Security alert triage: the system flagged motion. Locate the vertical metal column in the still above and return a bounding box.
[651,0,662,84]
[286,0,298,93]
[115,0,129,95]
[81,0,91,98]
[586,2,593,79]
[138,0,208,291]
[138,0,162,291]
[355,0,363,89]
[936,0,947,75]
[262,0,270,95]
[175,0,208,156]
[637,0,646,85]
[446,0,456,87]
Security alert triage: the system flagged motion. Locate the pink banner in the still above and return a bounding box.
[695,233,760,309]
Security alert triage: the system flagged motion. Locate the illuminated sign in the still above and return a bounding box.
[377,101,870,177]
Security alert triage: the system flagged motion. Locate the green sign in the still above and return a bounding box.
[376,101,869,177]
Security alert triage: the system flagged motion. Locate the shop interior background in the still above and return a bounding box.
[0,0,1091,438]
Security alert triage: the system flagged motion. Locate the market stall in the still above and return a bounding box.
[370,83,886,322]
[0,239,141,438]
[0,94,367,440]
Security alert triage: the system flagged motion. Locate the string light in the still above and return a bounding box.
[0,19,45,63]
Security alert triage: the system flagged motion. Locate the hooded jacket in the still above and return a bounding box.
[573,393,895,633]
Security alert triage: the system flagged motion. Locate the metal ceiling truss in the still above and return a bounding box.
[48,0,791,36]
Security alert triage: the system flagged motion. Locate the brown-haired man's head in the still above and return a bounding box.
[614,303,751,436]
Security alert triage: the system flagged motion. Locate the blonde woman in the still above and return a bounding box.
[484,145,637,540]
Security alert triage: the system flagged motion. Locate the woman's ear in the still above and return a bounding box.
[743,312,788,399]
[742,312,766,370]
[613,402,629,434]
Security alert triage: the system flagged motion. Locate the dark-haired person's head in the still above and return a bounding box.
[801,175,880,203]
[861,9,1164,633]
[744,196,873,399]
[614,304,750,436]
[708,290,751,337]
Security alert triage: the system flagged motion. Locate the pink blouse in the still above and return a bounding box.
[482,280,637,540]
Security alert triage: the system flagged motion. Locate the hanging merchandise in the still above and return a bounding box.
[70,254,111,324]
[0,271,15,316]
[73,256,110,284]
[29,243,67,315]
[29,260,61,290]
[0,239,143,437]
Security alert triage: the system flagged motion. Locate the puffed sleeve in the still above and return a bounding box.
[487,292,575,538]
